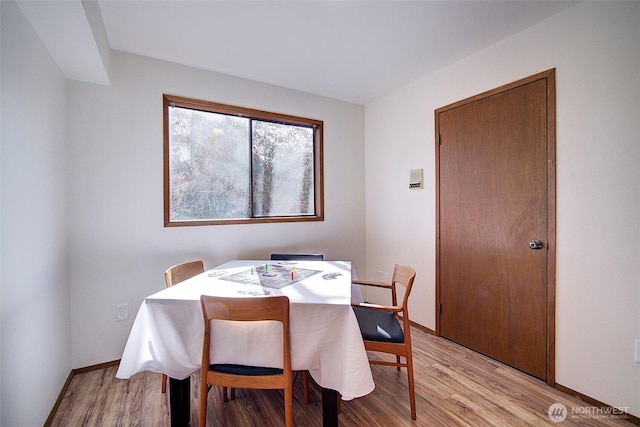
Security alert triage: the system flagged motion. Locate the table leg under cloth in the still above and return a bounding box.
[169,377,339,427]
[169,378,190,426]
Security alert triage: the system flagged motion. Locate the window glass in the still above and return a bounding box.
[252,121,314,217]
[168,107,250,221]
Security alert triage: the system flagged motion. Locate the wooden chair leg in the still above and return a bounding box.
[161,374,167,393]
[199,380,208,427]
[284,379,294,427]
[302,371,310,404]
[219,386,236,401]
[406,352,416,420]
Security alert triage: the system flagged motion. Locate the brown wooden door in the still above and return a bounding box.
[436,70,555,382]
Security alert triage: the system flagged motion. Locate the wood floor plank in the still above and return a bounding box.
[424,363,533,426]
[441,393,517,427]
[48,326,637,426]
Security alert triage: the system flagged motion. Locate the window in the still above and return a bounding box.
[163,95,324,226]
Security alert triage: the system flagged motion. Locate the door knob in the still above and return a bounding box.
[529,240,544,250]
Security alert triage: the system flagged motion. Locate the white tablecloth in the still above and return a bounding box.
[116,260,374,400]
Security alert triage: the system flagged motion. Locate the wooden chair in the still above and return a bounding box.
[199,295,293,427]
[161,260,205,393]
[269,253,323,404]
[164,260,205,289]
[351,264,417,420]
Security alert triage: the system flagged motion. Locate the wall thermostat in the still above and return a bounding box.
[409,168,423,189]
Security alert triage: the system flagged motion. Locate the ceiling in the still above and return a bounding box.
[17,0,578,105]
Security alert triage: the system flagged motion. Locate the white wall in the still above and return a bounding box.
[67,51,366,368]
[364,1,640,417]
[0,1,72,425]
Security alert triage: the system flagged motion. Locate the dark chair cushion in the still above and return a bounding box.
[211,364,283,376]
[352,306,404,343]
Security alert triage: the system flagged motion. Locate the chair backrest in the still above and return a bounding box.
[200,295,291,371]
[391,264,416,311]
[270,253,324,261]
[164,260,204,288]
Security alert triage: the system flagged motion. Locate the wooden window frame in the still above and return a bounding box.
[163,94,324,227]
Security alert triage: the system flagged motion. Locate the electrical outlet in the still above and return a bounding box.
[116,303,129,321]
[635,339,640,364]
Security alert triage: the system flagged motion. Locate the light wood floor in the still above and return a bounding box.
[50,326,636,426]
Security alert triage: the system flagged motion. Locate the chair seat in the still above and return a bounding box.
[352,306,404,343]
[211,364,283,376]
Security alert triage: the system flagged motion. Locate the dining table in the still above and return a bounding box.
[116,259,375,426]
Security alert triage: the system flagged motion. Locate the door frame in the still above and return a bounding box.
[434,69,556,385]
